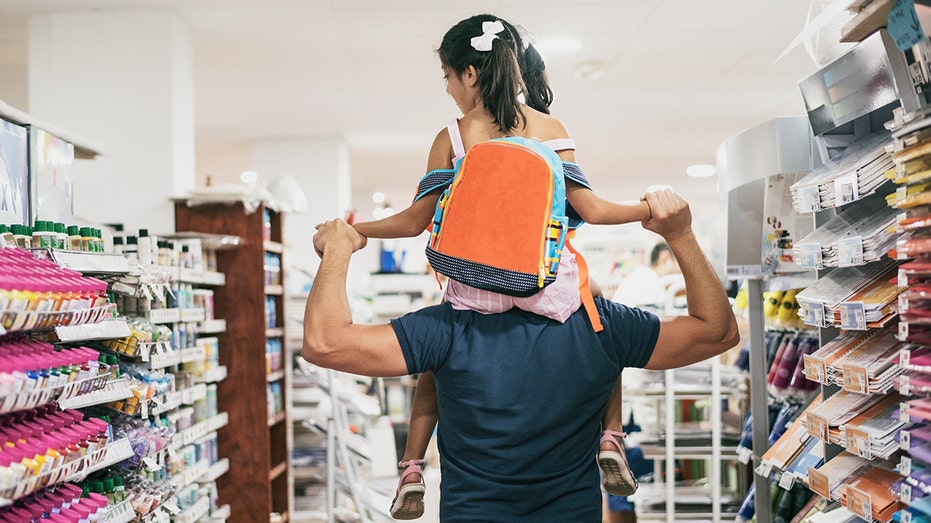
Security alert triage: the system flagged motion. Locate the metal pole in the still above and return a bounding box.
[747,278,772,523]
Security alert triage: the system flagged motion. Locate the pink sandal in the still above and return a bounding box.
[390,459,426,520]
[598,430,638,496]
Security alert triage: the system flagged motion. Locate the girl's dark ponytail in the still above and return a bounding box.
[519,44,553,114]
[479,38,524,132]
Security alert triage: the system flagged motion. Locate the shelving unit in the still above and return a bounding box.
[724,24,931,523]
[174,200,291,522]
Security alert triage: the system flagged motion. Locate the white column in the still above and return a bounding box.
[252,138,352,293]
[27,11,195,234]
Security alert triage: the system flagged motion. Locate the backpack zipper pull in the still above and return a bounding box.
[538,266,546,288]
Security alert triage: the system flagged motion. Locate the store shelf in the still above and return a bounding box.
[194,366,228,384]
[44,249,131,274]
[198,319,226,334]
[266,327,284,338]
[268,411,286,427]
[265,285,284,296]
[102,499,136,523]
[197,458,230,484]
[264,240,283,253]
[55,316,130,342]
[199,504,231,522]
[267,370,285,383]
[172,412,230,449]
[175,496,210,523]
[269,461,288,481]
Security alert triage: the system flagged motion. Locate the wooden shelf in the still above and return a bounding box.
[175,201,289,522]
[269,461,288,481]
[266,327,285,338]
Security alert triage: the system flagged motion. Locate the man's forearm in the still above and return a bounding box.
[666,230,736,341]
[302,245,354,361]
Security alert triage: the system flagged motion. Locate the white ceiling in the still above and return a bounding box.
[0,0,821,212]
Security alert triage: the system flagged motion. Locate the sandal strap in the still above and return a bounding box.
[600,430,627,453]
[397,459,426,483]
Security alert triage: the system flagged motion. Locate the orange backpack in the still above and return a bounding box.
[425,136,568,297]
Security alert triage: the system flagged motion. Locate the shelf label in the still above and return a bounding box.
[900,321,910,342]
[837,236,864,267]
[754,460,773,478]
[900,375,912,396]
[797,186,822,213]
[797,243,823,269]
[799,299,827,327]
[903,456,913,476]
[845,426,871,459]
[842,363,869,394]
[903,483,913,503]
[737,446,752,465]
[902,428,912,450]
[839,302,867,330]
[142,456,162,472]
[778,471,796,490]
[900,293,910,313]
[808,467,831,499]
[889,0,925,51]
[897,186,909,202]
[834,172,860,207]
[805,355,827,384]
[846,485,872,521]
[900,268,910,287]
[807,412,829,442]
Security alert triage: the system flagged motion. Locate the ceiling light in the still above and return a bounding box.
[535,37,582,54]
[240,171,258,184]
[686,164,716,178]
[372,191,385,204]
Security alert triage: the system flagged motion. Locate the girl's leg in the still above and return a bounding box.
[390,371,438,520]
[401,371,438,467]
[599,373,638,496]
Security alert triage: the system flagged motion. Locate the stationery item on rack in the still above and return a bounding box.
[804,390,886,445]
[829,328,907,395]
[784,437,825,480]
[795,259,900,328]
[790,131,894,213]
[840,393,908,460]
[807,451,872,501]
[769,333,820,399]
[761,393,822,472]
[793,195,898,268]
[841,466,906,522]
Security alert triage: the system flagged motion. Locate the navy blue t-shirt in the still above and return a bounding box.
[391,296,659,522]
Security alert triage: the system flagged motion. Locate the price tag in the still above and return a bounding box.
[900,375,912,396]
[807,413,829,442]
[905,510,914,523]
[900,293,910,313]
[797,243,823,269]
[902,456,913,476]
[808,467,831,499]
[837,236,864,267]
[898,186,909,202]
[902,428,912,450]
[737,446,752,465]
[834,172,860,206]
[889,0,925,51]
[162,501,180,515]
[898,211,909,233]
[755,460,773,478]
[846,485,872,521]
[900,268,910,287]
[797,186,822,213]
[799,300,826,327]
[845,426,871,458]
[140,398,148,419]
[842,363,869,394]
[901,403,912,423]
[805,355,827,384]
[778,472,796,490]
[901,348,912,368]
[142,456,162,471]
[900,321,910,342]
[902,483,913,503]
[839,302,867,330]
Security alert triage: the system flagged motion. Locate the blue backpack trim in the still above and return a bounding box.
[425,247,557,297]
[415,168,456,201]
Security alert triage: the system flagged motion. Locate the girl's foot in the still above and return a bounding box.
[389,459,426,520]
[598,430,638,496]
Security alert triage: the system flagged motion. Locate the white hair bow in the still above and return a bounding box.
[470,20,505,52]
[514,24,535,50]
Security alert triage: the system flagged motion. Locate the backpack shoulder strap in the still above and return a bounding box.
[543,138,576,152]
[447,118,467,162]
[565,235,604,332]
[415,168,456,201]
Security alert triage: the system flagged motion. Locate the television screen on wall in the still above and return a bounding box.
[0,119,29,226]
[29,127,75,224]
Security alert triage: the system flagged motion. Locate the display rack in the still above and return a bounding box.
[174,200,291,522]
[724,24,931,523]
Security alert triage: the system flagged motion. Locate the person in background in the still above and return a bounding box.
[303,188,739,521]
[351,13,653,518]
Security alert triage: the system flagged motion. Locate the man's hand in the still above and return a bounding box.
[313,219,367,258]
[640,189,691,242]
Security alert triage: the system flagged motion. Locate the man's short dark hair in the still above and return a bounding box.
[650,242,672,266]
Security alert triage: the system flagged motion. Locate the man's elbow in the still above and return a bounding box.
[301,329,333,366]
[714,315,741,352]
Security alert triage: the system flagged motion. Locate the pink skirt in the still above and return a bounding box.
[444,251,581,323]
